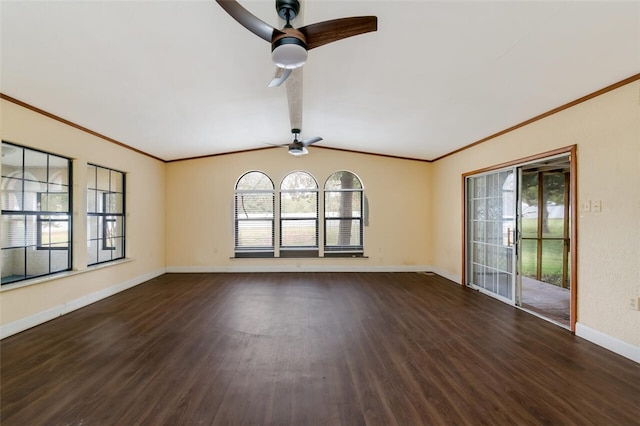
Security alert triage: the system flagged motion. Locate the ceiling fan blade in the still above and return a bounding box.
[301,136,323,147]
[299,16,378,50]
[216,0,281,42]
[268,67,292,87]
[286,68,303,132]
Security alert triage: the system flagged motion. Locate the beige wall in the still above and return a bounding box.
[165,147,431,270]
[0,100,166,330]
[2,80,638,357]
[430,81,640,347]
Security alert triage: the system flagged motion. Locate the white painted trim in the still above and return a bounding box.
[575,322,640,364]
[0,268,165,339]
[166,265,433,273]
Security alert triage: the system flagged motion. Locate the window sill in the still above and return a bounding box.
[0,258,134,293]
[230,255,368,260]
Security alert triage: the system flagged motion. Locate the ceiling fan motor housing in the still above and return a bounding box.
[272,27,307,50]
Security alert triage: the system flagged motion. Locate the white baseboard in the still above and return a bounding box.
[1,268,165,339]
[575,322,640,364]
[166,265,434,273]
[428,267,462,285]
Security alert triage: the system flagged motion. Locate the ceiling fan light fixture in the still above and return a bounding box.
[272,37,307,69]
[288,146,308,156]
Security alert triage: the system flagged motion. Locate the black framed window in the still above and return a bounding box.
[234,171,274,257]
[1,142,72,285]
[87,164,125,265]
[280,171,319,257]
[324,171,364,256]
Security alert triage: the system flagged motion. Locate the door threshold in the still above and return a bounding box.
[516,305,571,330]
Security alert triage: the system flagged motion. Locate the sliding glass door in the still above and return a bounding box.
[466,168,517,304]
[465,152,574,329]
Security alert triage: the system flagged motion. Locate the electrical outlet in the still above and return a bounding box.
[630,297,640,311]
[592,200,602,212]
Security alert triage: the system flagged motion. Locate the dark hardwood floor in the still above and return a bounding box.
[1,272,639,425]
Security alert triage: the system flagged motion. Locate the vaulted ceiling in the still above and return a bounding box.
[1,1,638,161]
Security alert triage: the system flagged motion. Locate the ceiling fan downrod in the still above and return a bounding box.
[276,0,300,22]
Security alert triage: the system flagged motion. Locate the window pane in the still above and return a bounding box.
[112,237,124,259]
[87,239,99,265]
[49,157,69,183]
[325,192,361,217]
[111,216,125,239]
[1,177,24,210]
[472,221,485,242]
[237,221,273,248]
[87,216,99,240]
[98,245,113,263]
[473,199,486,220]
[96,166,110,190]
[1,215,26,247]
[40,218,70,245]
[1,144,24,176]
[96,191,106,213]
[473,242,485,266]
[473,176,486,198]
[50,246,69,272]
[325,219,362,246]
[111,170,124,193]
[1,247,26,283]
[23,182,43,212]
[87,189,97,213]
[25,216,38,246]
[281,172,317,190]
[104,218,117,248]
[235,193,273,218]
[87,165,97,189]
[237,171,273,190]
[325,171,362,190]
[105,193,124,214]
[40,191,69,212]
[26,247,49,277]
[487,198,500,220]
[281,192,317,215]
[472,264,485,288]
[24,150,48,183]
[281,219,317,247]
[487,173,500,197]
[498,271,511,299]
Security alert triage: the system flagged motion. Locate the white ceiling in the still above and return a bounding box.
[1,1,638,162]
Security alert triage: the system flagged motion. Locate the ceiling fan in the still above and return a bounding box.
[271,130,322,156]
[216,0,378,87]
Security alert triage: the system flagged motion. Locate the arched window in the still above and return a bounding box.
[280,171,318,257]
[235,171,274,257]
[324,171,364,256]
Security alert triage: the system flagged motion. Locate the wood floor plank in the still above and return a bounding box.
[1,272,639,425]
